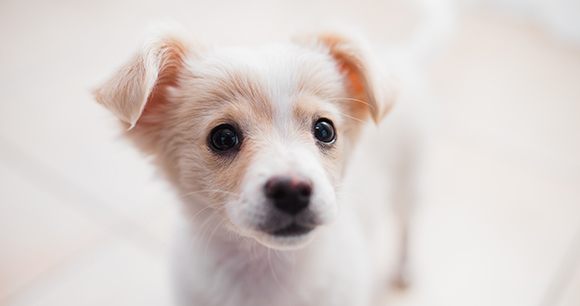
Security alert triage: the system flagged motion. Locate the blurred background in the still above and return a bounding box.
[1,0,579,305]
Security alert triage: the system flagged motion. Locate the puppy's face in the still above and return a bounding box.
[94,27,396,249]
[175,46,350,248]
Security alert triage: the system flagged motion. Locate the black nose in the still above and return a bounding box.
[265,175,312,215]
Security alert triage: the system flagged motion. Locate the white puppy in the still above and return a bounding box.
[93,4,451,304]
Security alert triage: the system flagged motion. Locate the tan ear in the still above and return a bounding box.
[293,30,397,124]
[93,26,197,129]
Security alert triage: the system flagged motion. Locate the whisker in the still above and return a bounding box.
[253,240,259,260]
[191,213,211,249]
[188,205,213,223]
[289,251,297,281]
[205,218,226,255]
[335,110,366,124]
[180,189,240,199]
[268,249,298,301]
[197,210,218,245]
[274,249,285,261]
[324,97,374,110]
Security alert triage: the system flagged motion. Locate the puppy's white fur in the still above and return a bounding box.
[94,4,449,304]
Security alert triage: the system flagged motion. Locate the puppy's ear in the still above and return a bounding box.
[293,30,397,124]
[93,26,199,129]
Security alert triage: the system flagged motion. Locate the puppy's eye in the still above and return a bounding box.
[314,119,336,143]
[210,124,239,151]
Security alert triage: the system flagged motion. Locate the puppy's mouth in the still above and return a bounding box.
[258,209,321,239]
[270,222,314,237]
[235,201,332,249]
[254,216,320,249]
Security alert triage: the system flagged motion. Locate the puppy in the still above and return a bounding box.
[93,21,438,306]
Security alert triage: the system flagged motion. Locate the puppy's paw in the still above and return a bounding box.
[391,260,412,290]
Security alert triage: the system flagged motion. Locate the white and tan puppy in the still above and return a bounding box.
[93,7,449,304]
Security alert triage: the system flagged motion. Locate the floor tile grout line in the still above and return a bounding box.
[537,223,580,306]
[0,222,167,306]
[1,223,168,306]
[0,136,160,239]
[430,115,580,306]
[0,136,119,226]
[0,136,168,293]
[0,234,107,306]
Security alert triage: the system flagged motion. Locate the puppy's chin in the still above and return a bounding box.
[253,229,317,250]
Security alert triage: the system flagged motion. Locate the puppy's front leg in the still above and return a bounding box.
[389,121,429,290]
[392,182,414,290]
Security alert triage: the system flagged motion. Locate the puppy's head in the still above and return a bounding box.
[94,26,396,249]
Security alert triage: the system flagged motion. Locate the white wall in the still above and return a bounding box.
[460,0,580,45]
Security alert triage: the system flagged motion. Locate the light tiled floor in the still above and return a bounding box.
[1,1,579,305]
[0,161,104,301]
[5,235,173,306]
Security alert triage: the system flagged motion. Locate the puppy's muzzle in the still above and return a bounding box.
[265,175,312,215]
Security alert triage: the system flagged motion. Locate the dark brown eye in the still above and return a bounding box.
[314,119,335,143]
[210,124,239,151]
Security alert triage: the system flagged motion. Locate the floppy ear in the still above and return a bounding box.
[93,26,197,129]
[292,30,397,125]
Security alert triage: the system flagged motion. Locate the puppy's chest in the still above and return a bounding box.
[212,248,358,305]
[183,227,369,306]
